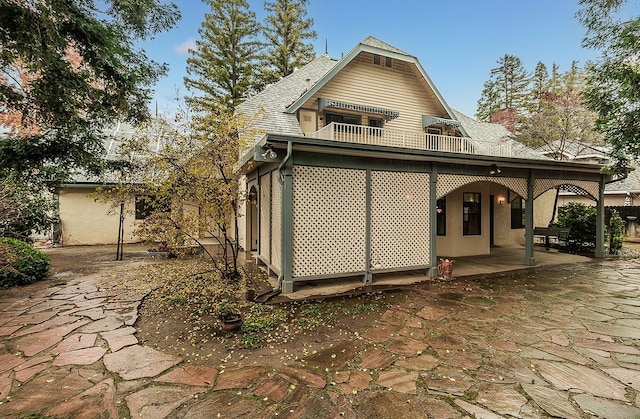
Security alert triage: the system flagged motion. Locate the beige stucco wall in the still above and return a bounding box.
[58,187,139,246]
[558,193,620,208]
[436,183,558,258]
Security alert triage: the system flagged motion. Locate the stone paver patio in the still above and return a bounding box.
[2,252,640,417]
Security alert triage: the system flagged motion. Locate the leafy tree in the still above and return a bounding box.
[577,0,640,174]
[518,64,603,155]
[0,0,180,182]
[476,54,530,124]
[0,176,54,240]
[259,0,317,87]
[184,0,261,113]
[100,105,261,279]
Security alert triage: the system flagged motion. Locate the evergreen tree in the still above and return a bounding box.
[578,0,640,174]
[491,54,531,111]
[476,80,501,122]
[531,61,549,111]
[476,54,530,124]
[184,0,261,113]
[259,0,317,87]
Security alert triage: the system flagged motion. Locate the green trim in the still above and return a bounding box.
[259,133,608,177]
[294,151,431,172]
[524,170,536,266]
[280,144,294,294]
[429,165,438,277]
[365,170,372,284]
[595,174,606,258]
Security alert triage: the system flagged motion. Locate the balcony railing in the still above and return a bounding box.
[306,122,513,157]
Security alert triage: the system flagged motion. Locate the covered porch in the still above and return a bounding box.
[267,246,593,301]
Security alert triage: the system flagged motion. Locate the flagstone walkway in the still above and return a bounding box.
[2,253,640,417]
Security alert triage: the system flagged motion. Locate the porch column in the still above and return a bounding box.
[595,174,606,258]
[428,165,439,277]
[364,169,372,284]
[524,170,536,266]
[280,151,294,294]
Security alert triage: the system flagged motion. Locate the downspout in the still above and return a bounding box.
[273,141,293,293]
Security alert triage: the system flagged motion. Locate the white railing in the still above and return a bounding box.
[307,122,513,157]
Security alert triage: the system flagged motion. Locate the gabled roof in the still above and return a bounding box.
[236,55,338,136]
[284,36,460,126]
[537,140,610,161]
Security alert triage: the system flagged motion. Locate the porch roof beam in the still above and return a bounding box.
[252,133,609,179]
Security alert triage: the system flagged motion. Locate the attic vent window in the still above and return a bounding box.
[373,54,392,68]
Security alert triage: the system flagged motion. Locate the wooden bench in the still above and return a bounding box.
[533,227,570,249]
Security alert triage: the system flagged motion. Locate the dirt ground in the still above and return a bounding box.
[40,245,403,370]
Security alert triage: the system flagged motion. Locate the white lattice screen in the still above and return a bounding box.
[534,178,600,201]
[259,173,271,262]
[437,174,528,200]
[271,171,281,271]
[370,171,430,270]
[292,166,367,277]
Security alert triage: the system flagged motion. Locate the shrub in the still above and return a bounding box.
[0,237,51,288]
[556,202,597,252]
[608,209,625,255]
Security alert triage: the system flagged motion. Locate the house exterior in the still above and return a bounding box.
[236,37,613,294]
[56,122,168,246]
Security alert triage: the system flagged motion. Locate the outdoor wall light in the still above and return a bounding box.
[261,145,277,160]
[488,164,502,175]
[497,196,506,205]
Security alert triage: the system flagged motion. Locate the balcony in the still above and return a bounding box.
[306,122,513,157]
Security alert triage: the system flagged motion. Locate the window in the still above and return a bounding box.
[325,112,362,133]
[511,197,525,229]
[373,54,392,67]
[463,192,481,235]
[436,197,446,236]
[368,118,384,136]
[135,195,170,220]
[426,127,442,135]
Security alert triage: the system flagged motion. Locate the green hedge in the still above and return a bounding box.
[0,238,51,288]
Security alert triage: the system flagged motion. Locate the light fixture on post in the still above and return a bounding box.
[261,145,277,160]
[488,164,502,175]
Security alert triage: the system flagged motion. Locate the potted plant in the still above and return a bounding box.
[218,300,243,332]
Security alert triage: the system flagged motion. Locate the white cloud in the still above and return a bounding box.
[174,39,196,55]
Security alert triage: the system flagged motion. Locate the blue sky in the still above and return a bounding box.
[141,0,618,118]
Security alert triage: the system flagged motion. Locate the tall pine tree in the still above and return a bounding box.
[259,0,317,87]
[184,0,261,113]
[476,54,530,124]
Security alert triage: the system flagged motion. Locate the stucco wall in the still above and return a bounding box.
[58,188,139,246]
[436,183,558,257]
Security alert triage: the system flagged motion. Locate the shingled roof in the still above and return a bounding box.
[237,55,338,137]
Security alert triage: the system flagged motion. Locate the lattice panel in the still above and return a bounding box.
[371,171,430,270]
[534,178,599,201]
[271,171,281,271]
[437,174,528,200]
[292,166,366,277]
[259,173,271,262]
